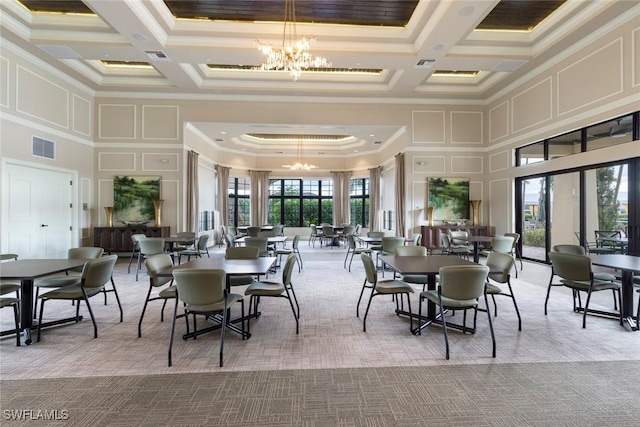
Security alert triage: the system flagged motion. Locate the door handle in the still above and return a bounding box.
[41,224,48,227]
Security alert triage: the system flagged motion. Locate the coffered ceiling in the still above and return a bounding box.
[1,0,636,155]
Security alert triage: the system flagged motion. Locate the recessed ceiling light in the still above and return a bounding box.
[220,131,226,135]
[432,44,444,51]
[132,33,148,42]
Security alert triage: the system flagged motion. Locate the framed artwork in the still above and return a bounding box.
[113,175,161,225]
[428,177,470,221]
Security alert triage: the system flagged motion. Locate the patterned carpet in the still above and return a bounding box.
[1,242,639,425]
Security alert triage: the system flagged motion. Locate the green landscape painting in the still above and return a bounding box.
[113,176,160,225]
[428,177,470,221]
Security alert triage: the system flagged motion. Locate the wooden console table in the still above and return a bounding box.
[421,225,488,252]
[93,226,170,253]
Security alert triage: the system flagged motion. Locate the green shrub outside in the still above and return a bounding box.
[523,228,546,247]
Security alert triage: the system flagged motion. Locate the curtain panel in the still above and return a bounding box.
[394,153,406,237]
[331,171,352,225]
[214,164,230,227]
[369,166,382,231]
[186,150,199,233]
[249,170,270,225]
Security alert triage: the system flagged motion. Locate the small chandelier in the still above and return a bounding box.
[282,139,317,170]
[255,0,331,80]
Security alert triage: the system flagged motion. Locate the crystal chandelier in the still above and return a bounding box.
[282,139,317,170]
[255,0,331,80]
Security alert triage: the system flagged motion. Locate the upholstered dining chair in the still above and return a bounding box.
[0,296,21,346]
[504,232,523,275]
[275,234,302,272]
[308,224,320,247]
[225,246,260,287]
[244,253,300,335]
[136,238,166,281]
[127,234,147,274]
[394,245,431,291]
[547,251,622,328]
[418,264,494,360]
[0,253,21,299]
[169,268,245,367]
[344,233,372,272]
[376,236,406,274]
[244,237,271,257]
[177,234,210,264]
[357,253,414,333]
[138,254,175,338]
[485,252,521,331]
[34,247,105,313]
[37,255,121,342]
[321,225,338,248]
[173,231,197,252]
[246,226,261,237]
[548,244,618,312]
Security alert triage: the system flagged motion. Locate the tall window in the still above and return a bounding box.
[228,177,250,227]
[268,179,333,226]
[350,178,369,227]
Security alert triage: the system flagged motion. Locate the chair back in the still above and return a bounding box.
[486,252,514,284]
[595,230,621,239]
[347,234,357,250]
[553,244,585,255]
[342,225,355,236]
[354,224,362,235]
[504,232,520,246]
[247,226,261,237]
[258,230,275,238]
[491,235,514,253]
[309,225,318,236]
[291,234,300,249]
[411,233,422,246]
[438,264,489,301]
[548,252,592,281]
[272,224,284,236]
[282,253,297,286]
[441,234,451,249]
[449,230,469,246]
[176,231,196,238]
[81,255,117,290]
[197,234,209,250]
[173,269,226,307]
[227,225,237,236]
[381,236,405,253]
[367,231,385,238]
[69,247,104,259]
[138,238,165,256]
[226,246,259,259]
[131,234,147,248]
[395,245,428,256]
[322,225,334,236]
[360,253,378,285]
[144,254,174,287]
[244,237,269,257]
[224,232,236,247]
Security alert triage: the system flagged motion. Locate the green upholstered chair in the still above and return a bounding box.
[138,254,175,338]
[357,253,414,333]
[419,264,494,360]
[246,226,261,237]
[0,296,21,346]
[34,247,105,313]
[485,252,521,331]
[504,232,523,275]
[244,253,300,335]
[410,233,422,246]
[136,238,166,281]
[127,234,147,274]
[366,231,385,251]
[344,233,372,272]
[225,246,260,287]
[440,234,470,258]
[376,236,406,274]
[308,225,320,247]
[321,225,338,248]
[447,231,473,259]
[0,253,21,299]
[177,234,210,264]
[275,234,302,272]
[394,245,431,291]
[169,268,245,367]
[174,231,197,252]
[36,255,121,342]
[547,251,622,328]
[244,237,271,258]
[548,244,618,312]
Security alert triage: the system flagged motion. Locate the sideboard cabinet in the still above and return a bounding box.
[93,226,170,253]
[421,225,488,252]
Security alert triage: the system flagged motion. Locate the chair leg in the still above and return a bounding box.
[12,302,20,346]
[484,293,497,358]
[544,273,554,315]
[356,279,369,318]
[507,281,522,331]
[127,249,137,274]
[287,292,299,334]
[439,299,450,359]
[168,298,179,367]
[110,278,123,323]
[36,299,45,342]
[220,307,227,367]
[138,285,153,338]
[612,289,618,310]
[582,289,593,328]
[81,292,98,339]
[362,287,376,332]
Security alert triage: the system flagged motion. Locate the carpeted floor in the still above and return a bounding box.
[1,241,639,425]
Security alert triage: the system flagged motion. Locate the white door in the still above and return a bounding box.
[3,163,74,258]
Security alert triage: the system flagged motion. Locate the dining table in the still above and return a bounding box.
[588,254,640,331]
[0,258,89,344]
[380,255,479,335]
[157,256,277,339]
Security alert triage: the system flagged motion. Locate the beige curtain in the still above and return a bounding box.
[249,170,270,225]
[331,171,352,225]
[186,150,199,233]
[369,166,381,231]
[394,152,405,237]
[215,164,230,226]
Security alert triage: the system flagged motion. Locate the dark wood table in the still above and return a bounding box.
[0,259,88,344]
[380,255,478,334]
[589,254,640,331]
[157,256,277,338]
[468,235,494,262]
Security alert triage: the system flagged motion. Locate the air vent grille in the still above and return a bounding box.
[144,51,170,61]
[415,59,436,69]
[32,136,55,159]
